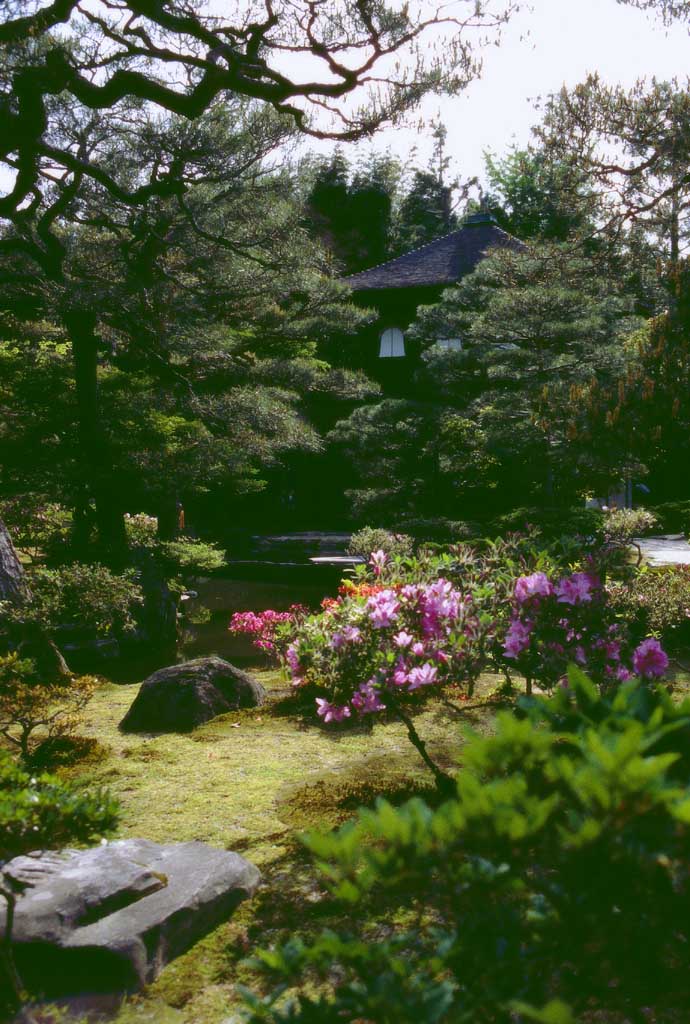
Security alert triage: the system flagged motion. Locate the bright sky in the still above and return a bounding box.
[2,0,689,198]
[332,0,690,187]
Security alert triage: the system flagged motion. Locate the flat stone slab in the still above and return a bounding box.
[309,556,364,566]
[635,533,690,566]
[1,839,260,996]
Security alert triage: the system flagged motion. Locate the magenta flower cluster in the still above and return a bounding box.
[229,606,307,659]
[504,570,669,688]
[285,577,483,724]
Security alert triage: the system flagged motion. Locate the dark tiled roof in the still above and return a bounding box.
[344,216,521,292]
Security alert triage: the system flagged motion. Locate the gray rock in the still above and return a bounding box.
[1,838,260,995]
[119,655,265,733]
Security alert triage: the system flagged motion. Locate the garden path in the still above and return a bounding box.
[636,533,690,566]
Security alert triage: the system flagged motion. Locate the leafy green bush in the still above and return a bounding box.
[0,750,118,863]
[242,670,690,1024]
[0,497,72,562]
[347,528,415,560]
[0,654,96,761]
[601,506,658,544]
[2,563,143,637]
[160,536,227,576]
[394,517,481,544]
[649,500,690,535]
[0,749,118,1011]
[607,564,690,644]
[124,511,159,548]
[490,505,604,541]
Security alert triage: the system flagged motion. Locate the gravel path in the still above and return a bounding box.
[635,534,690,566]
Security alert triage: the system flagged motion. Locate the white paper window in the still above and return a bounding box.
[379,327,405,358]
[435,338,463,352]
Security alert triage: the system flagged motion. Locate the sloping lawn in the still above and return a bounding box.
[48,668,502,1023]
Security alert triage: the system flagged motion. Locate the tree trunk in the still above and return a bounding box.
[0,518,30,605]
[156,492,180,541]
[0,519,69,678]
[64,310,128,564]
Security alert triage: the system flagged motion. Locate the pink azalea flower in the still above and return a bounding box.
[392,658,409,686]
[394,630,414,648]
[330,625,361,650]
[555,573,597,605]
[369,549,388,576]
[632,638,669,678]
[411,641,425,656]
[351,682,386,714]
[407,663,438,691]
[514,572,554,604]
[367,590,400,628]
[286,643,301,675]
[315,698,352,724]
[503,618,533,659]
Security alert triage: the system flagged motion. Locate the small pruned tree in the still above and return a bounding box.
[0,653,96,762]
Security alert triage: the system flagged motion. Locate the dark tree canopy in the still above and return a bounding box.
[536,76,690,263]
[616,0,690,21]
[0,0,517,277]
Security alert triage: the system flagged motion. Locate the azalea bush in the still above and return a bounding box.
[0,654,97,762]
[283,567,494,790]
[286,577,488,717]
[502,569,668,692]
[241,671,690,1024]
[229,606,309,662]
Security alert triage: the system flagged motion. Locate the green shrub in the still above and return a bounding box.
[347,527,415,560]
[0,497,72,562]
[241,670,690,1024]
[607,564,690,644]
[601,506,658,544]
[490,505,604,540]
[649,500,690,535]
[0,750,118,863]
[124,511,159,549]
[394,517,481,543]
[0,654,97,761]
[160,537,227,576]
[2,562,143,637]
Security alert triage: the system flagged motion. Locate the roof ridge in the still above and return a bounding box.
[343,221,512,282]
[343,225,467,280]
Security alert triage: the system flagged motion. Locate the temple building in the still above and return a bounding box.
[342,210,520,392]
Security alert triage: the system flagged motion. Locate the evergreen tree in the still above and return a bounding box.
[409,241,640,507]
[485,146,593,241]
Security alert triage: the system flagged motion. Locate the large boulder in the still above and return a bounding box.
[120,655,265,733]
[1,839,261,995]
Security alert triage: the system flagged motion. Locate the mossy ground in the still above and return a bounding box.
[33,667,503,1023]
